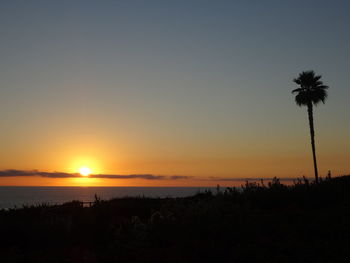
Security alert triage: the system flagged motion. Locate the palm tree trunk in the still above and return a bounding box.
[307,103,319,182]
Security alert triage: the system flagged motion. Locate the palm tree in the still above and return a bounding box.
[292,70,329,183]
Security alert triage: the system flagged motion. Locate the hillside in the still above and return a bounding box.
[1,176,350,263]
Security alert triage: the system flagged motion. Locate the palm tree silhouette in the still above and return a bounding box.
[292,71,329,183]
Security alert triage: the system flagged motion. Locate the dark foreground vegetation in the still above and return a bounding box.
[1,176,350,263]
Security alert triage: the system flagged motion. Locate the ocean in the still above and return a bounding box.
[0,186,216,209]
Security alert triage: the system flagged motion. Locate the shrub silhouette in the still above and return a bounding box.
[0,175,350,262]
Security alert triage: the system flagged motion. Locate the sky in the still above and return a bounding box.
[0,0,349,186]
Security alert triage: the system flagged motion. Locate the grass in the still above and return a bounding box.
[0,175,350,262]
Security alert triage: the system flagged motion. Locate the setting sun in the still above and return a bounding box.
[79,166,92,177]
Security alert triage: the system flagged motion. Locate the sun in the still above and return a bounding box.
[79,166,92,177]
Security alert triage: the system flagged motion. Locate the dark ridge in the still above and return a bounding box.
[1,175,350,263]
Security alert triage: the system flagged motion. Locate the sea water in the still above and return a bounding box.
[0,186,217,209]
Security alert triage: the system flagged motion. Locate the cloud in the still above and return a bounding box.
[0,170,300,182]
[91,174,166,180]
[169,175,190,180]
[0,170,190,180]
[0,170,80,178]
